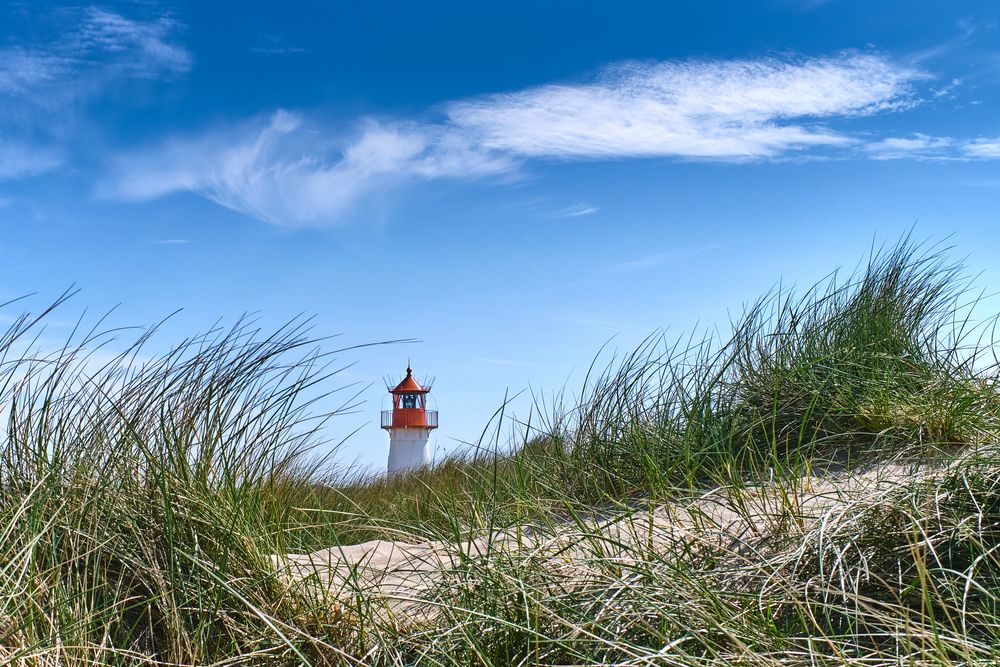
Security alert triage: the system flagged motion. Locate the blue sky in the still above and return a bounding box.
[2,1,1000,471]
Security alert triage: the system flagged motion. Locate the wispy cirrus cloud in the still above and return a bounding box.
[965,138,1000,158]
[103,52,930,226]
[607,244,721,275]
[0,6,189,180]
[0,6,189,101]
[864,134,960,160]
[549,202,599,219]
[864,133,1000,161]
[448,54,920,161]
[502,197,600,220]
[0,48,72,95]
[0,139,64,180]
[251,34,309,56]
[101,111,512,226]
[72,7,191,77]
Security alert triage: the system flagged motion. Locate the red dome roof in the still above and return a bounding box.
[390,366,428,394]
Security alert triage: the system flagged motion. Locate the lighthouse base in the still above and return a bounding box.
[387,428,431,475]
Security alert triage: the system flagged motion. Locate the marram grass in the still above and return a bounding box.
[1,238,999,665]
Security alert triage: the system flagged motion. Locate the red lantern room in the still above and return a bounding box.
[381,366,439,430]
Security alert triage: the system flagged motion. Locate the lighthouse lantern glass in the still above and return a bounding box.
[401,393,418,409]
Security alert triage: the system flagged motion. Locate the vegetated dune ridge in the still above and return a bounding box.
[270,442,1000,665]
[2,238,1000,665]
[276,458,943,623]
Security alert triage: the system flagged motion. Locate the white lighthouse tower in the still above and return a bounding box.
[381,365,438,475]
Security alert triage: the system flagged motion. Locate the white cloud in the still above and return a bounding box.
[251,34,309,56]
[862,134,1000,161]
[607,245,721,275]
[864,133,958,160]
[0,8,189,100]
[964,138,1000,158]
[251,46,308,55]
[73,7,191,77]
[101,111,512,227]
[0,139,64,179]
[0,7,190,181]
[448,55,920,160]
[103,53,926,226]
[549,202,599,218]
[0,49,72,95]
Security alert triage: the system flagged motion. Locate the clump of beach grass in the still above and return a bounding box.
[0,304,367,664]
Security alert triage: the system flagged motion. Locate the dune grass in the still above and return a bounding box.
[1,238,999,665]
[314,239,999,541]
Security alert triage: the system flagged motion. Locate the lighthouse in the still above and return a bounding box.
[381,365,438,475]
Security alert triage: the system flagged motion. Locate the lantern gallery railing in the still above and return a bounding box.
[381,409,439,429]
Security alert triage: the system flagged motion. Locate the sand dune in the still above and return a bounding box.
[273,460,937,624]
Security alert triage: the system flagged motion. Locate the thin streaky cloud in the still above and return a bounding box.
[505,197,598,219]
[0,8,190,99]
[549,202,599,218]
[251,33,309,56]
[905,18,980,65]
[863,133,1000,161]
[0,140,64,179]
[251,46,309,55]
[864,134,958,160]
[783,0,837,12]
[608,244,722,275]
[965,138,1000,158]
